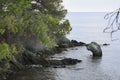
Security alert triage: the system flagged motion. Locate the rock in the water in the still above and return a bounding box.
[103,43,110,46]
[71,40,86,47]
[62,58,82,65]
[86,42,102,57]
[48,58,82,66]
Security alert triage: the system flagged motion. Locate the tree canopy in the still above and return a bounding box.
[0,0,71,60]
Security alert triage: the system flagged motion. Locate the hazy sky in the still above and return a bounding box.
[63,0,120,12]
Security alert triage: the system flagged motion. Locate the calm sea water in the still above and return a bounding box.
[8,12,120,80]
[66,12,120,43]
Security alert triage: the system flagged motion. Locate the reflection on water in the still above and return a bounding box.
[8,68,57,80]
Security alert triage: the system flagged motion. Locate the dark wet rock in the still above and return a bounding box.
[0,59,8,68]
[71,40,79,46]
[103,43,110,46]
[55,37,85,48]
[86,42,102,57]
[23,50,50,65]
[79,42,86,46]
[53,65,66,68]
[57,37,71,48]
[56,37,86,48]
[23,50,39,64]
[62,58,82,65]
[48,58,82,66]
[0,72,8,80]
[54,47,67,53]
[70,40,86,47]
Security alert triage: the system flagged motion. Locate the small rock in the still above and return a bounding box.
[62,58,82,65]
[103,43,110,46]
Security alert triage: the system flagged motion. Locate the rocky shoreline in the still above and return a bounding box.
[0,38,85,80]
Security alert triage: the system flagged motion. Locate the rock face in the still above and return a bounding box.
[86,42,102,57]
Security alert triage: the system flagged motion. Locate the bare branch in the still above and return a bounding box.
[104,8,120,41]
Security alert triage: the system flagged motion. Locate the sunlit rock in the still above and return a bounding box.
[86,42,102,57]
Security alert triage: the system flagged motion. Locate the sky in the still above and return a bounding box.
[63,0,120,12]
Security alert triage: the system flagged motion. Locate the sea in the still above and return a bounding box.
[66,12,120,44]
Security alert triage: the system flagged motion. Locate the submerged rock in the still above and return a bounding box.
[86,42,102,57]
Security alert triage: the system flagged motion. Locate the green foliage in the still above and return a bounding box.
[45,14,71,39]
[7,44,24,55]
[0,15,18,33]
[0,29,5,34]
[0,43,10,60]
[36,0,67,19]
[60,19,72,35]
[0,0,71,59]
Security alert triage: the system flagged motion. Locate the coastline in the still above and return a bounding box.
[0,38,85,80]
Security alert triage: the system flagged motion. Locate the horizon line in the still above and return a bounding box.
[67,11,112,13]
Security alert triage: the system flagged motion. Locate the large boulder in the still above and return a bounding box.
[57,37,71,48]
[86,42,102,57]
